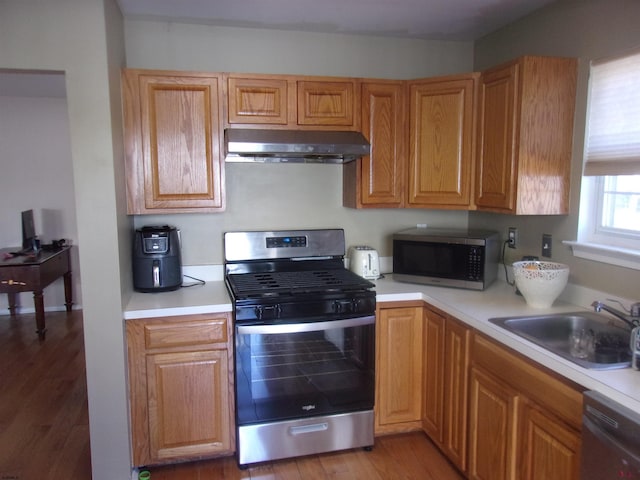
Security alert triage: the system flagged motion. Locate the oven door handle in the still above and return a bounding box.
[237,315,375,335]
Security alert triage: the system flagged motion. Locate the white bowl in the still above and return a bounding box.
[512,261,570,309]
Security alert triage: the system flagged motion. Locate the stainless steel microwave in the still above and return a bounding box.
[392,228,500,291]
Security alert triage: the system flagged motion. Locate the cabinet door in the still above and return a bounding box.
[442,318,470,471]
[297,80,357,127]
[475,56,576,214]
[474,62,518,212]
[146,350,231,462]
[122,70,225,214]
[376,306,423,432]
[343,81,405,208]
[422,308,445,441]
[468,367,520,480]
[520,405,580,480]
[226,76,292,125]
[408,74,477,208]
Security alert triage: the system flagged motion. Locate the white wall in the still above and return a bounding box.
[0,94,83,312]
[0,1,131,479]
[124,20,476,264]
[470,0,640,300]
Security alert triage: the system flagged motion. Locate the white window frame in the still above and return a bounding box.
[565,48,640,270]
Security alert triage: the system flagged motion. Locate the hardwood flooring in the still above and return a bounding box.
[145,431,465,480]
[0,309,91,480]
[0,310,464,480]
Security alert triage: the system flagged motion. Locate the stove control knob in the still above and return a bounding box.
[255,304,281,320]
[333,299,353,314]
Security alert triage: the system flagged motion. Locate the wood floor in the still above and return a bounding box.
[0,309,91,480]
[0,310,464,480]
[146,431,466,479]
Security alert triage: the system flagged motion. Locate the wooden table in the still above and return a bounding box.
[0,246,72,339]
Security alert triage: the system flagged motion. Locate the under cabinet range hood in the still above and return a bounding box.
[224,128,370,164]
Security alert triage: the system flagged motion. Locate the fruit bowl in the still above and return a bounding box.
[512,261,570,309]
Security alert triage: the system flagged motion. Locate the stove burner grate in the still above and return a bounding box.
[228,269,373,298]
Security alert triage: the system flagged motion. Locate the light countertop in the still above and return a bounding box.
[124,274,640,414]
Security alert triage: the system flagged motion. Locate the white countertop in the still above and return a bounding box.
[124,274,640,413]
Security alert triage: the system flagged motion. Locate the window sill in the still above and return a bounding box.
[563,240,640,271]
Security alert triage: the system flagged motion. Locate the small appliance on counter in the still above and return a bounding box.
[348,246,380,280]
[392,227,499,290]
[132,225,182,292]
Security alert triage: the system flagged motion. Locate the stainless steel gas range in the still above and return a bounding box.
[224,229,376,468]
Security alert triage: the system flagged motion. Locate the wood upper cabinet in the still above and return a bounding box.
[297,80,357,127]
[423,307,470,472]
[468,333,582,480]
[475,56,577,214]
[126,314,234,467]
[407,73,478,209]
[375,303,424,434]
[226,76,292,125]
[224,74,359,130]
[122,69,225,214]
[343,81,406,208]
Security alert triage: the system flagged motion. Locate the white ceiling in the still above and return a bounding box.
[116,0,556,41]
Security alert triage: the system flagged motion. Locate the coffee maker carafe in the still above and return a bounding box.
[132,225,182,292]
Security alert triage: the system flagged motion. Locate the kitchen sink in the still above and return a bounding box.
[489,311,632,370]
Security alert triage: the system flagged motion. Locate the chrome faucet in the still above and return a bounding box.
[591,300,640,329]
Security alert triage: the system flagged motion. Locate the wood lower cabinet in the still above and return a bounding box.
[468,333,582,480]
[343,80,406,208]
[408,73,478,209]
[126,313,234,466]
[423,307,470,472]
[520,403,581,480]
[475,56,577,214]
[375,303,424,434]
[468,367,520,480]
[122,69,225,214]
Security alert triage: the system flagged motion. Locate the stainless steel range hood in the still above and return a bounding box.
[225,128,370,164]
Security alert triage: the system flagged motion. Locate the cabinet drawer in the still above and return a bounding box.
[144,316,228,349]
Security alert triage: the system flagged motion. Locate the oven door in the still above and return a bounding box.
[235,315,375,426]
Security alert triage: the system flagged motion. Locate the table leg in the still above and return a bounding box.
[63,271,73,312]
[7,292,17,316]
[33,290,46,340]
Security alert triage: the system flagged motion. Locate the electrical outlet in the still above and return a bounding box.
[508,227,518,249]
[542,234,552,258]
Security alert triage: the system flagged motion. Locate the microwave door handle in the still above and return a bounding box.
[237,315,375,335]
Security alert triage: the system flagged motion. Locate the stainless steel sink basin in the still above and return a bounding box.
[489,311,632,370]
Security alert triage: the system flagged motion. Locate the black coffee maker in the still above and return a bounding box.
[132,225,182,292]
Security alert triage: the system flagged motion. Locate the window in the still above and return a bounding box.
[569,48,640,269]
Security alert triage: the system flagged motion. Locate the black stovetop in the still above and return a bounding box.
[226,268,374,300]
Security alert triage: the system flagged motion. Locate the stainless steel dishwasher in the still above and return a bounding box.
[581,390,640,479]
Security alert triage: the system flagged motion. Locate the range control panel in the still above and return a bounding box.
[266,235,307,248]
